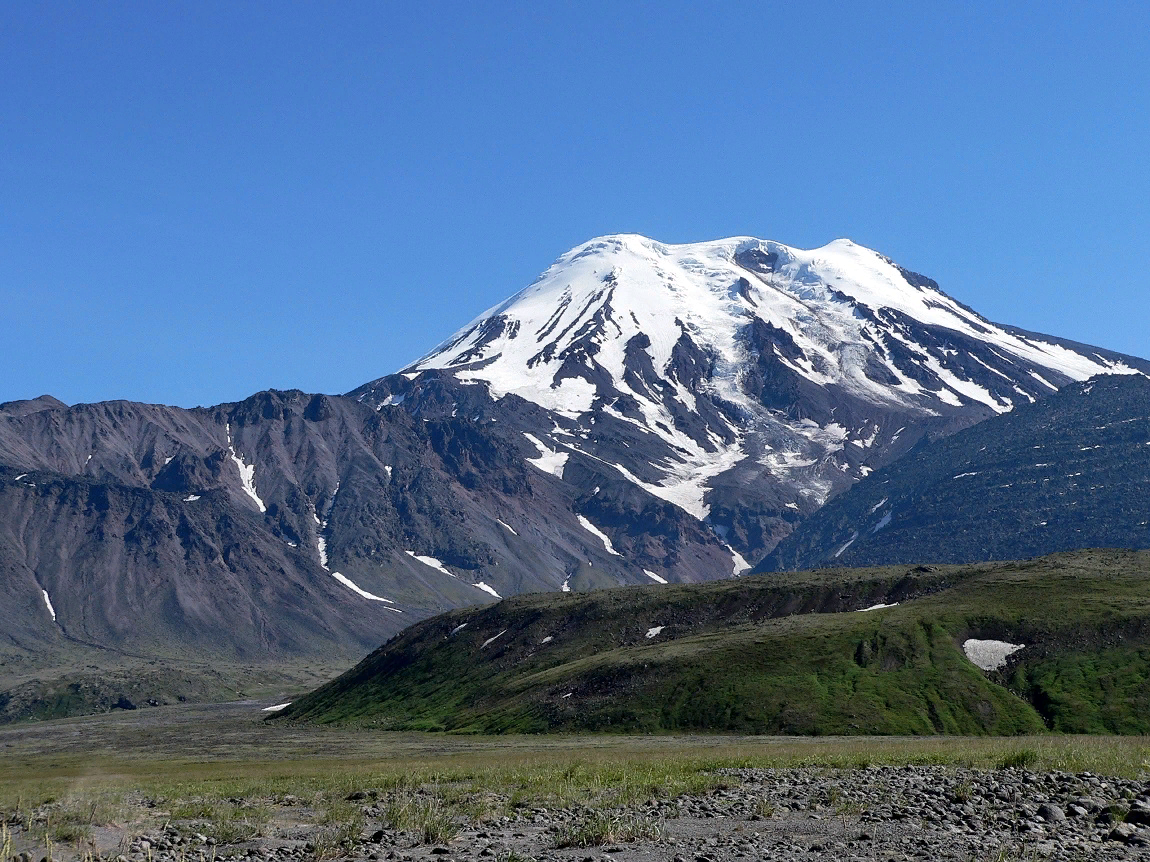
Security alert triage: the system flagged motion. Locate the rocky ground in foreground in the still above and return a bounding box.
[6,766,1150,862]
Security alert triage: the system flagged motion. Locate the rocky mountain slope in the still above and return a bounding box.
[761,373,1150,571]
[3,234,1148,717]
[353,235,1147,569]
[1,388,712,665]
[278,548,1150,735]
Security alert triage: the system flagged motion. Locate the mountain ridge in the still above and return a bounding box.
[760,373,1150,571]
[3,233,1149,720]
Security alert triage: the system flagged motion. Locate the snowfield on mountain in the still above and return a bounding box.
[356,234,1145,567]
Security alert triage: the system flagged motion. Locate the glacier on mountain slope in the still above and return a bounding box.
[414,235,1128,411]
[359,233,1139,573]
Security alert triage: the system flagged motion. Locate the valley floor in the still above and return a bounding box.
[2,703,1149,862]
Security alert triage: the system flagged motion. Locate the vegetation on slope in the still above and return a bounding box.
[279,549,1150,735]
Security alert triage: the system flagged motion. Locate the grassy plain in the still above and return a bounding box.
[2,702,1149,830]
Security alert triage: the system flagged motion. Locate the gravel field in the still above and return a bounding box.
[5,764,1150,861]
[3,703,1149,862]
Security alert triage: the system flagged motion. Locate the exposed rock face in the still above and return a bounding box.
[762,374,1150,571]
[0,388,732,666]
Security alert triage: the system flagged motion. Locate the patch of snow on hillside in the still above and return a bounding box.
[523,433,569,477]
[859,602,898,612]
[261,702,291,712]
[541,635,553,643]
[225,423,266,512]
[449,623,468,636]
[576,515,622,556]
[871,511,892,532]
[497,518,518,535]
[729,547,752,575]
[963,638,1025,670]
[473,581,502,599]
[645,626,664,639]
[41,590,56,621]
[834,532,859,558]
[561,578,571,592]
[644,570,668,584]
[482,630,507,649]
[406,551,457,577]
[183,495,200,502]
[868,497,888,514]
[332,571,396,604]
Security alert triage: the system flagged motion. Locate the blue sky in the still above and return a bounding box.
[2,2,1148,407]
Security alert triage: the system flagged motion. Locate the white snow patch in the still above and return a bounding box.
[226,423,266,512]
[643,569,668,584]
[871,511,892,532]
[729,547,752,575]
[645,626,665,639]
[576,515,622,556]
[331,571,396,604]
[183,494,201,502]
[523,433,569,477]
[963,638,1025,671]
[449,623,468,636]
[13,474,26,482]
[481,630,507,649]
[473,581,502,599]
[561,692,573,698]
[497,518,518,536]
[384,465,393,478]
[41,590,56,621]
[868,497,888,514]
[541,635,553,644]
[261,702,291,712]
[859,602,898,612]
[833,532,859,558]
[561,577,571,592]
[405,551,457,577]
[163,456,173,465]
[953,472,980,479]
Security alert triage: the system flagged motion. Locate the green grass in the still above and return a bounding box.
[554,811,664,847]
[279,550,1150,735]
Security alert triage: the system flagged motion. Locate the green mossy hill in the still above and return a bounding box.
[278,549,1150,735]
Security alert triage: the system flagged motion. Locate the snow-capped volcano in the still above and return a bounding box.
[416,234,1122,418]
[355,234,1140,567]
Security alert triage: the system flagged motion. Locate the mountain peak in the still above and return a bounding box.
[355,233,1144,565]
[410,233,1133,416]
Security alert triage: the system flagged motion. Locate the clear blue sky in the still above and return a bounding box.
[3,2,1148,407]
